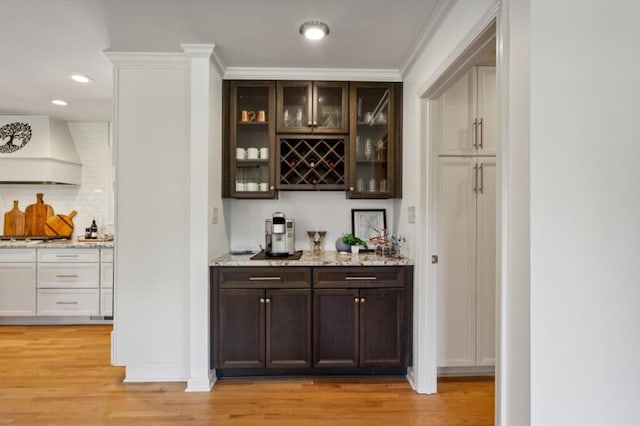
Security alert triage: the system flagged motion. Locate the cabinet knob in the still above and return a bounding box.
[259,298,265,303]
[354,297,359,303]
[360,298,366,303]
[349,187,355,191]
[265,298,271,304]
[270,185,275,190]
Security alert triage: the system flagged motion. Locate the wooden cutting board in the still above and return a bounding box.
[3,200,26,236]
[44,210,77,238]
[24,193,54,237]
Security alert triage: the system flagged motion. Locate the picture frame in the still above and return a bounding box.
[351,209,387,251]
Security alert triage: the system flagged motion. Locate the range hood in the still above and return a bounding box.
[0,115,82,185]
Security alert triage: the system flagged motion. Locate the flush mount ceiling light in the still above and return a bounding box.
[300,21,330,41]
[51,99,68,106]
[69,74,93,84]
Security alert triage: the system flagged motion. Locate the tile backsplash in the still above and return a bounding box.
[0,122,113,236]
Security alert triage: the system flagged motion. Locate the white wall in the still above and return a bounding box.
[0,122,113,236]
[530,1,640,424]
[110,55,191,381]
[229,192,394,252]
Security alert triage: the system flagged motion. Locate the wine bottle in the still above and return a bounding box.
[90,219,98,239]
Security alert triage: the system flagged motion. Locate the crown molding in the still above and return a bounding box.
[104,52,189,69]
[222,67,402,82]
[181,44,215,57]
[400,0,457,78]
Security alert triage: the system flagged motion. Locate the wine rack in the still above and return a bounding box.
[278,136,346,190]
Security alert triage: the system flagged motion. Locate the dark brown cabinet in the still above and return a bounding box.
[211,265,413,376]
[223,79,403,199]
[313,267,406,369]
[276,81,349,134]
[214,267,312,370]
[348,82,403,198]
[223,81,276,199]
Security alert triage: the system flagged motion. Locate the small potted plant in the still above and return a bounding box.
[341,233,368,254]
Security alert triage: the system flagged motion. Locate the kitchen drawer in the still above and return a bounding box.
[100,288,113,316]
[101,248,114,263]
[0,248,37,262]
[313,266,405,288]
[100,262,113,288]
[38,248,100,263]
[37,263,100,288]
[218,267,311,289]
[37,289,99,316]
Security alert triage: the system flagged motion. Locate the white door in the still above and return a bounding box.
[0,263,37,316]
[476,66,497,156]
[475,158,496,366]
[436,157,477,367]
[438,68,476,156]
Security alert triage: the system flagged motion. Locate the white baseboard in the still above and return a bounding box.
[124,361,188,382]
[437,365,495,377]
[185,370,216,392]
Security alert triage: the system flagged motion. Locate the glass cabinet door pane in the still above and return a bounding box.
[315,86,343,129]
[279,84,310,130]
[354,87,390,195]
[233,84,273,197]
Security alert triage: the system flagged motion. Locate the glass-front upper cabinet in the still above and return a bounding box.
[348,82,400,199]
[277,81,349,134]
[229,81,276,199]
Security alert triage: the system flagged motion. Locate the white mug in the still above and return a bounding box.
[259,182,269,192]
[235,181,247,192]
[246,147,259,159]
[246,182,258,192]
[236,148,246,160]
[369,178,377,192]
[259,147,269,159]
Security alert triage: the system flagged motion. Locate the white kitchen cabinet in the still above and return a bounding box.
[0,249,37,316]
[37,248,100,316]
[436,157,496,368]
[438,66,496,156]
[100,248,113,316]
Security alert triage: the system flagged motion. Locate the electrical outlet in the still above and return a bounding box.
[212,207,219,224]
[408,206,416,224]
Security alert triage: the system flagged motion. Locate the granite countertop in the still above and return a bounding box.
[211,250,414,267]
[0,238,114,249]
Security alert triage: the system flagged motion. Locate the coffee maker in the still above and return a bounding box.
[265,212,295,257]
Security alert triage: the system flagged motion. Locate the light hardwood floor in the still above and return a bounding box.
[0,325,494,425]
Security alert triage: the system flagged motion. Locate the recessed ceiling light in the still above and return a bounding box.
[51,99,68,106]
[69,74,93,84]
[300,21,330,41]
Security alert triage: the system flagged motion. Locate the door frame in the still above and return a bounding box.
[413,4,498,394]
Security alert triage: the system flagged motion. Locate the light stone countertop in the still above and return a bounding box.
[0,238,114,249]
[211,250,414,267]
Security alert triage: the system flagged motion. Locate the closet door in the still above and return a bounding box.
[436,157,477,367]
[438,68,476,156]
[476,67,497,156]
[475,158,497,366]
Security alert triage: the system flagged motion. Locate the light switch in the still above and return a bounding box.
[408,206,416,224]
[212,207,219,224]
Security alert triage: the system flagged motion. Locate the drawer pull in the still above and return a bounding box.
[56,274,79,278]
[345,276,377,281]
[249,276,281,281]
[55,254,80,258]
[56,301,79,305]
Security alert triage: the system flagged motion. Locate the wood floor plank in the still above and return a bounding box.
[0,325,494,425]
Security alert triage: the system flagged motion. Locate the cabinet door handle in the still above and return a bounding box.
[360,297,366,303]
[472,118,478,149]
[473,164,479,194]
[354,297,360,303]
[56,301,79,305]
[249,276,281,281]
[345,276,376,281]
[259,298,265,303]
[308,121,313,127]
[56,274,78,278]
[265,298,271,304]
[479,163,484,194]
[55,254,79,258]
[479,118,484,149]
